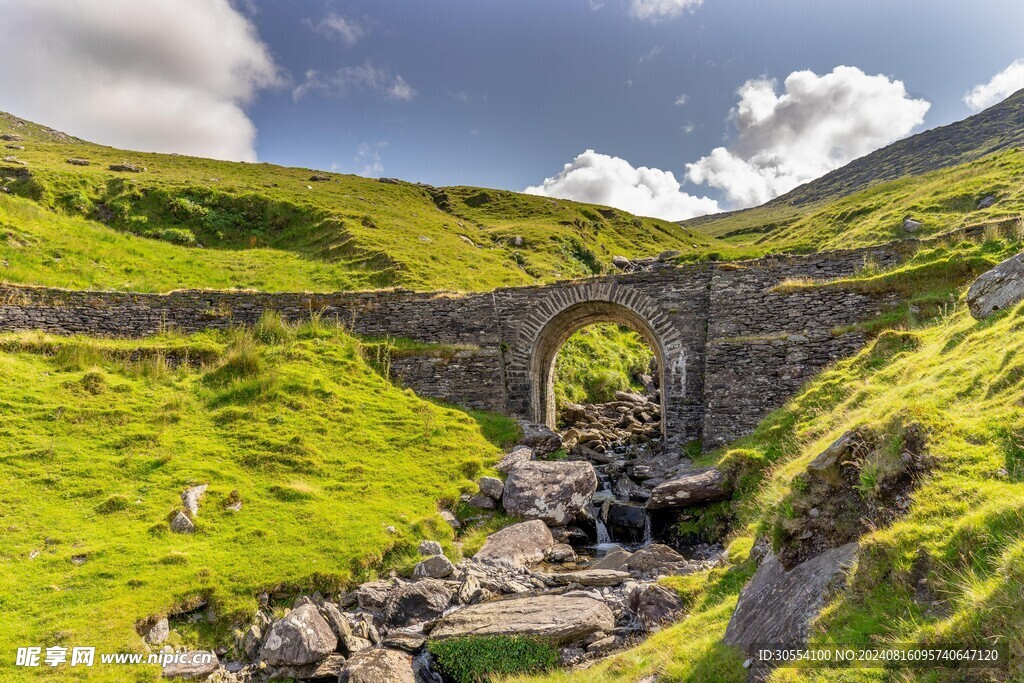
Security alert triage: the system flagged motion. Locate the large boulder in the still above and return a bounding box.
[473,519,554,566]
[260,604,338,666]
[723,543,858,655]
[161,651,219,678]
[382,579,455,627]
[646,467,730,510]
[429,594,614,644]
[502,461,597,526]
[967,252,1024,319]
[517,421,563,456]
[496,446,534,473]
[413,554,454,579]
[340,648,415,683]
[629,584,685,631]
[269,653,346,681]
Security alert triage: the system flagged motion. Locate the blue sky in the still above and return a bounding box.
[1,0,1023,218]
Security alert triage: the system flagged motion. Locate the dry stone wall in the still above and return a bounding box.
[0,241,914,450]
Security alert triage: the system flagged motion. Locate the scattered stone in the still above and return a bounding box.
[66,158,90,166]
[378,177,401,185]
[612,255,631,270]
[181,484,207,516]
[5,144,24,150]
[622,544,692,577]
[545,543,576,563]
[591,546,632,572]
[418,540,443,556]
[170,511,195,534]
[413,554,454,579]
[478,476,504,500]
[516,421,563,456]
[978,195,997,209]
[224,490,243,512]
[429,594,615,644]
[657,250,681,261]
[162,651,219,678]
[537,569,631,587]
[512,235,525,247]
[340,648,415,683]
[0,134,22,141]
[646,468,730,510]
[502,461,597,526]
[496,446,534,473]
[439,509,461,529]
[109,163,145,172]
[259,604,338,666]
[382,629,426,652]
[473,519,554,567]
[350,580,394,611]
[319,602,352,641]
[466,492,497,510]
[455,574,487,605]
[382,579,454,627]
[902,218,922,233]
[967,251,1024,319]
[310,173,331,181]
[140,617,170,644]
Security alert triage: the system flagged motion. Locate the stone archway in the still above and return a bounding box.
[531,300,667,439]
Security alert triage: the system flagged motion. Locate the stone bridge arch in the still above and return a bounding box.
[497,280,692,448]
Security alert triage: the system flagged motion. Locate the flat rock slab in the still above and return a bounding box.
[341,648,415,683]
[473,519,553,567]
[161,651,219,678]
[967,252,1024,319]
[647,467,729,510]
[724,542,859,653]
[429,594,614,644]
[502,461,597,526]
[537,569,631,587]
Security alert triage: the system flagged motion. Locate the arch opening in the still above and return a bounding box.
[530,301,667,445]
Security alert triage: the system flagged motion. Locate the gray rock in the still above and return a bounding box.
[170,511,194,534]
[545,543,577,563]
[418,540,443,556]
[382,629,427,652]
[496,446,534,473]
[66,158,90,166]
[646,468,730,510]
[502,461,597,526]
[629,584,685,631]
[723,543,859,656]
[340,648,415,683]
[269,653,346,680]
[429,594,615,644]
[181,484,207,516]
[978,195,997,209]
[903,218,922,232]
[382,579,454,627]
[967,251,1024,319]
[439,510,461,529]
[591,546,632,571]
[109,162,145,172]
[516,421,563,456]
[478,476,504,500]
[537,569,631,587]
[161,650,219,678]
[657,250,681,261]
[622,544,691,577]
[140,617,169,644]
[413,554,455,579]
[351,580,394,611]
[612,255,631,270]
[259,604,338,666]
[319,602,352,641]
[473,519,554,567]
[455,574,486,605]
[467,492,497,510]
[807,431,859,472]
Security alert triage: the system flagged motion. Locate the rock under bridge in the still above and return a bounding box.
[0,243,912,450]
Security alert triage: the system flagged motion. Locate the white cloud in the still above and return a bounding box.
[525,149,719,221]
[354,142,387,177]
[964,59,1024,111]
[630,0,703,21]
[293,61,417,102]
[686,66,930,207]
[309,12,367,47]
[681,122,695,134]
[674,94,688,106]
[0,0,281,162]
[447,90,472,104]
[639,46,663,64]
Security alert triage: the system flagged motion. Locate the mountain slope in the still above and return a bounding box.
[0,111,727,293]
[683,89,1024,240]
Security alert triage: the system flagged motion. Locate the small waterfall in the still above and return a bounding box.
[641,512,653,547]
[595,516,612,545]
[413,650,443,683]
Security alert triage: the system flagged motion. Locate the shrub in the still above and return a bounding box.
[95,494,131,514]
[167,195,209,222]
[428,636,559,683]
[253,311,294,345]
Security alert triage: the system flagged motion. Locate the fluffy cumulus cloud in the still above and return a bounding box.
[686,66,930,207]
[964,60,1024,111]
[0,0,281,161]
[293,62,416,102]
[630,0,703,21]
[525,150,719,221]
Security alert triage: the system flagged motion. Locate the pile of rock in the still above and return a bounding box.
[155,519,711,681]
[560,391,662,456]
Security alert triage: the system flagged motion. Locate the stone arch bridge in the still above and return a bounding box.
[0,243,910,450]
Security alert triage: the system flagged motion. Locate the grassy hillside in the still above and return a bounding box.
[0,111,725,294]
[553,323,654,406]
[0,316,516,681]
[516,234,1024,682]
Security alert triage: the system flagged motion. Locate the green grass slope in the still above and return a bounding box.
[515,234,1024,683]
[0,315,515,681]
[0,111,724,293]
